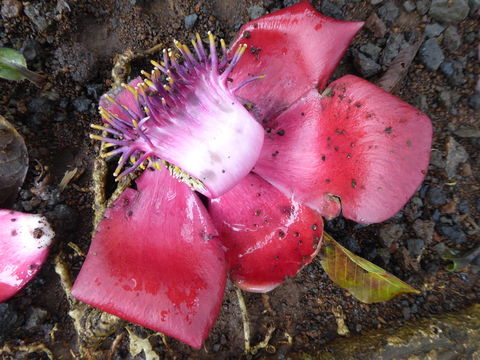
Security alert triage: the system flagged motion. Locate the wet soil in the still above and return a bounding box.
[0,0,479,359]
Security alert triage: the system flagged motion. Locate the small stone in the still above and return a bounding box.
[1,0,22,18]
[470,0,480,11]
[468,93,480,110]
[413,219,435,243]
[427,186,447,206]
[457,200,470,214]
[378,2,399,23]
[184,13,198,29]
[416,0,431,15]
[247,5,265,20]
[23,4,50,32]
[403,0,416,11]
[429,0,470,23]
[437,224,467,244]
[21,39,40,61]
[430,149,446,168]
[354,52,382,77]
[379,223,405,247]
[359,42,382,60]
[25,307,48,329]
[72,97,92,112]
[446,136,468,178]
[407,238,425,258]
[321,0,343,19]
[371,0,383,4]
[424,23,445,38]
[283,0,301,6]
[381,33,406,66]
[443,26,462,52]
[419,38,445,71]
[440,59,466,86]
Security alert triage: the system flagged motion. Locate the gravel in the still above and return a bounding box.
[419,38,445,71]
[379,223,405,247]
[468,93,480,110]
[23,4,50,32]
[443,26,462,52]
[445,136,469,178]
[403,1,416,12]
[424,23,445,38]
[417,0,432,15]
[377,1,399,23]
[427,186,448,206]
[1,0,22,18]
[429,0,470,23]
[354,52,382,77]
[439,59,466,86]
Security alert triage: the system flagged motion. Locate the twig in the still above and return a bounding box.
[235,286,251,353]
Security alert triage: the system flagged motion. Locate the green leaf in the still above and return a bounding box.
[0,115,28,207]
[0,47,45,86]
[319,232,420,303]
[442,246,480,272]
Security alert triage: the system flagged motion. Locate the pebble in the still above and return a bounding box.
[72,97,92,112]
[446,136,468,178]
[21,39,40,61]
[365,13,388,38]
[371,0,383,4]
[430,149,446,168]
[439,59,466,86]
[360,42,382,60]
[23,4,50,32]
[416,0,432,15]
[354,52,382,77]
[413,219,435,243]
[427,186,448,206]
[381,33,405,66]
[283,0,301,6]
[407,238,425,258]
[321,1,343,19]
[429,0,470,23]
[419,38,445,71]
[403,0,416,12]
[379,223,405,247]
[1,0,22,18]
[437,224,467,244]
[184,14,198,29]
[443,26,462,52]
[424,23,445,38]
[247,5,265,20]
[378,2,399,23]
[405,196,424,221]
[457,200,470,214]
[468,93,480,110]
[470,0,480,11]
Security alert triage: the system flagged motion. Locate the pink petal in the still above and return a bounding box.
[254,75,432,224]
[71,169,227,348]
[209,173,323,293]
[229,1,363,121]
[0,210,54,302]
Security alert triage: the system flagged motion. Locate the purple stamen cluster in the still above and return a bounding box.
[92,32,265,198]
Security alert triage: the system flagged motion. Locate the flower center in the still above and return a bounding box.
[92,33,264,198]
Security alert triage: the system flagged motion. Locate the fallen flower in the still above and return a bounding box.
[0,210,54,302]
[72,1,432,348]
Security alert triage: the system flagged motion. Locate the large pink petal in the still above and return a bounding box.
[71,169,226,348]
[254,75,432,224]
[229,1,363,121]
[0,210,54,302]
[209,173,323,293]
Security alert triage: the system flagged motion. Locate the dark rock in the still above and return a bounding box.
[468,93,480,110]
[446,136,468,178]
[379,223,405,247]
[424,23,445,38]
[360,42,382,60]
[457,200,470,214]
[403,1,416,11]
[381,33,406,66]
[440,59,466,86]
[371,0,383,5]
[365,13,388,38]
[437,224,467,244]
[23,4,50,32]
[378,2,399,23]
[430,149,446,168]
[21,39,40,61]
[283,0,301,6]
[0,303,22,343]
[405,196,424,221]
[429,0,470,23]
[470,0,480,11]
[1,0,23,19]
[247,5,265,20]
[72,97,92,112]
[416,0,432,15]
[439,90,460,108]
[321,1,343,19]
[443,26,462,52]
[419,38,445,70]
[86,83,104,100]
[184,13,198,29]
[413,219,435,243]
[408,238,425,258]
[25,307,48,329]
[354,52,382,77]
[427,186,448,206]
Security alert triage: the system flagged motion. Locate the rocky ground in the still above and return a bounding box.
[0,0,479,359]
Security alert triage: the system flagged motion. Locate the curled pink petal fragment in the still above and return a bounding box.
[71,169,227,349]
[229,1,363,121]
[255,75,432,224]
[0,210,54,302]
[209,173,323,293]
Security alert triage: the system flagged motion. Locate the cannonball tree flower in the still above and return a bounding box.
[0,210,54,302]
[72,1,432,349]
